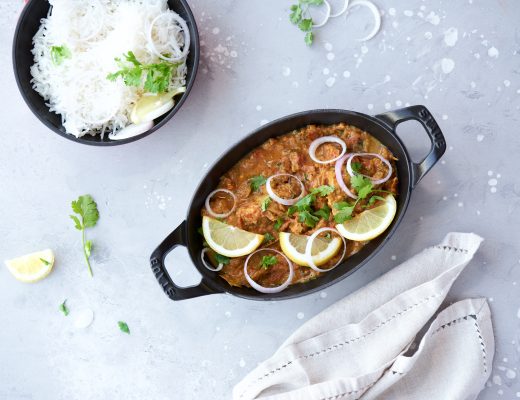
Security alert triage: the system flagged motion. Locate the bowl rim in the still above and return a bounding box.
[12,0,200,146]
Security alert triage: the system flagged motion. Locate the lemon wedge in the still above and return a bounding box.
[5,249,55,283]
[202,216,264,258]
[279,232,342,267]
[130,87,185,124]
[336,194,397,241]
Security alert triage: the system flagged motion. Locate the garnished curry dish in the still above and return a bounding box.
[201,123,399,293]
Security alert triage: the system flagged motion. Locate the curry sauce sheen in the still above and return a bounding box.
[201,123,398,289]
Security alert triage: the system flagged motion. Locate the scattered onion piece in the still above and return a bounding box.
[346,0,381,42]
[346,153,393,185]
[205,189,236,218]
[309,136,347,164]
[335,153,358,199]
[311,0,332,28]
[304,228,347,273]
[266,174,305,206]
[244,249,294,293]
[329,0,350,18]
[147,11,190,62]
[200,248,223,272]
[109,121,154,140]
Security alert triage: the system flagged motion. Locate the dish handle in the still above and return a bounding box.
[375,105,446,189]
[150,220,220,301]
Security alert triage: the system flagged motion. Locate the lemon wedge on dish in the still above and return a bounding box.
[336,194,397,241]
[130,87,186,124]
[202,216,264,258]
[279,232,342,267]
[4,249,55,283]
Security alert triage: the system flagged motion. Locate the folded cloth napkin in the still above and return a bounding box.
[234,232,494,400]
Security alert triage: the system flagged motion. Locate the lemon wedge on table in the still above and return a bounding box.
[130,87,186,124]
[202,216,264,258]
[4,249,55,283]
[336,195,397,241]
[279,232,342,267]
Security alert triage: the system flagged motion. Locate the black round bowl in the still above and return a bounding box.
[12,0,199,146]
[150,105,447,301]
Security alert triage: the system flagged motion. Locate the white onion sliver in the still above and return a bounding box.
[147,11,191,62]
[309,136,347,164]
[109,121,153,141]
[244,249,294,294]
[335,153,358,199]
[205,189,237,218]
[311,0,332,28]
[346,153,393,185]
[304,228,347,273]
[266,174,305,206]
[330,0,350,18]
[346,0,381,42]
[200,248,223,272]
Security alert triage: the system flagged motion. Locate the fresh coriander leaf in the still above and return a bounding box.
[298,18,313,32]
[249,175,267,192]
[304,31,314,46]
[118,321,130,334]
[59,300,69,316]
[84,240,92,258]
[298,210,319,227]
[289,4,303,24]
[311,185,335,196]
[215,253,230,265]
[70,195,99,277]
[50,45,71,66]
[261,197,271,212]
[301,0,324,4]
[368,195,386,206]
[263,233,275,243]
[274,217,284,230]
[351,162,363,173]
[333,201,355,223]
[313,204,331,220]
[350,175,373,199]
[324,232,332,239]
[260,255,278,270]
[40,258,51,266]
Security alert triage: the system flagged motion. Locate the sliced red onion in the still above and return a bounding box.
[200,248,223,272]
[309,136,347,164]
[304,228,347,273]
[244,249,294,294]
[205,189,236,218]
[310,0,331,28]
[346,0,381,42]
[335,153,357,199]
[329,0,350,17]
[346,153,393,185]
[266,174,305,206]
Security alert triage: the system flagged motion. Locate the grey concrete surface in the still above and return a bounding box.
[1,0,519,398]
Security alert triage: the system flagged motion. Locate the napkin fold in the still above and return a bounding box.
[234,232,493,400]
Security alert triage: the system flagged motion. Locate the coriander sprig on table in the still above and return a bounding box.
[289,0,324,46]
[70,195,99,277]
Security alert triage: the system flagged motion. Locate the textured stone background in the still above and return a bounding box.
[1,0,519,398]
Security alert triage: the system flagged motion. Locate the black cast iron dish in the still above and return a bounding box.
[12,0,199,146]
[151,105,446,301]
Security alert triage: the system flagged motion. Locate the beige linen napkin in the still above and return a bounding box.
[234,232,493,400]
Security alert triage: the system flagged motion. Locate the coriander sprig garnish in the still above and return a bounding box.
[260,255,278,270]
[50,45,71,66]
[287,185,334,227]
[70,195,99,277]
[289,0,324,46]
[107,51,180,94]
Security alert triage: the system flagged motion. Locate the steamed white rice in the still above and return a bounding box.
[30,0,189,138]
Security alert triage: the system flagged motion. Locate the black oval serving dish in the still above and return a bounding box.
[151,105,446,301]
[12,0,199,146]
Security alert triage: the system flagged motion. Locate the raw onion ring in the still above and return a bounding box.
[346,153,393,185]
[309,136,347,164]
[346,0,381,42]
[147,11,190,62]
[266,174,305,206]
[244,249,294,293]
[204,189,236,218]
[334,153,358,199]
[200,248,223,272]
[330,0,350,18]
[310,0,332,28]
[304,228,347,273]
